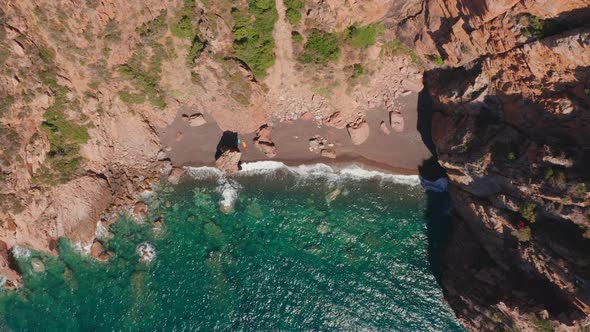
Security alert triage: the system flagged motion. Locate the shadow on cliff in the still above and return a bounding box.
[420,60,590,327]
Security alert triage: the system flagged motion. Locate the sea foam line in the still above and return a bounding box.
[186,161,420,186]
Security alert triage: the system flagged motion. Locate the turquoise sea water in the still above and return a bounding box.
[0,163,463,331]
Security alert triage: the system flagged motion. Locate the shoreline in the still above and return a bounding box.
[178,155,420,176]
[159,93,432,176]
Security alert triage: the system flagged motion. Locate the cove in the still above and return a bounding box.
[0,163,463,331]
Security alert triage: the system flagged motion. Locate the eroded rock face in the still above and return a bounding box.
[215,150,242,174]
[253,125,277,158]
[347,122,370,145]
[414,1,590,329]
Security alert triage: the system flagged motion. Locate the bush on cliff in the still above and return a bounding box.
[284,0,304,25]
[232,0,277,78]
[345,24,383,48]
[299,30,340,64]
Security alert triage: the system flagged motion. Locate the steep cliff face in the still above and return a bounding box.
[411,0,590,330]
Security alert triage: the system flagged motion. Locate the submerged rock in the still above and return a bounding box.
[136,242,156,263]
[31,258,45,273]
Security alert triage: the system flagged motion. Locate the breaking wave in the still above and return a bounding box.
[186,161,420,186]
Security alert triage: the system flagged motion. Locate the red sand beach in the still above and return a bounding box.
[158,94,431,175]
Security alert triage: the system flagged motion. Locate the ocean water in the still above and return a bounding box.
[0,162,463,331]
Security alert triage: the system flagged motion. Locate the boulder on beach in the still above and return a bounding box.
[323,112,347,129]
[253,125,277,158]
[300,112,314,121]
[401,79,424,93]
[215,149,242,174]
[380,121,391,135]
[182,113,207,127]
[390,112,404,133]
[347,122,370,145]
[320,149,337,159]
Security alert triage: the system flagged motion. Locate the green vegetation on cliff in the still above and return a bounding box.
[232,0,277,78]
[382,39,422,67]
[36,47,90,184]
[284,0,304,25]
[171,0,205,64]
[119,11,170,109]
[345,24,383,48]
[520,15,563,40]
[299,30,340,64]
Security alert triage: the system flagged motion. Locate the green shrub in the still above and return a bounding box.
[232,0,278,78]
[575,183,587,196]
[520,15,563,39]
[284,0,304,25]
[118,90,146,104]
[40,109,89,184]
[519,202,537,223]
[429,54,445,66]
[352,63,364,79]
[118,40,168,109]
[514,226,532,242]
[346,24,383,48]
[118,62,166,109]
[137,9,167,40]
[103,19,121,43]
[171,14,194,39]
[292,31,303,43]
[382,39,422,67]
[0,95,14,116]
[299,30,340,64]
[544,167,567,186]
[38,47,56,64]
[534,319,553,332]
[544,167,554,180]
[187,37,204,63]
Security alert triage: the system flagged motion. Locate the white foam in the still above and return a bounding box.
[239,161,286,173]
[11,245,31,259]
[238,161,420,185]
[217,176,241,213]
[185,166,223,179]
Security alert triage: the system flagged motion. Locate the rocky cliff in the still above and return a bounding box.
[0,0,589,330]
[410,0,590,330]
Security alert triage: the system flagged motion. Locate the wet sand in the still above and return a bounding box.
[158,93,431,175]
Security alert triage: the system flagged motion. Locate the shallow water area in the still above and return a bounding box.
[0,162,463,331]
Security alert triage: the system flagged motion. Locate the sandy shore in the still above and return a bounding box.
[158,93,431,175]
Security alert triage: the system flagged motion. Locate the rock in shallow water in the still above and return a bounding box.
[136,242,156,263]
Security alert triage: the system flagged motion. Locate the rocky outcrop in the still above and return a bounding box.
[347,121,370,145]
[410,0,590,330]
[215,150,242,174]
[253,125,277,158]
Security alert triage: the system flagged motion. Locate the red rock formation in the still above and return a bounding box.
[409,0,590,330]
